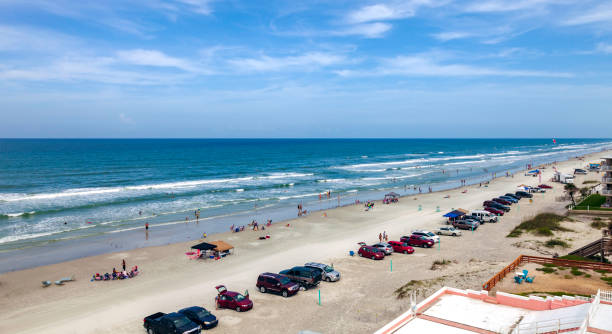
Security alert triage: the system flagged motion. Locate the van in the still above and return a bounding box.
[470,210,498,223]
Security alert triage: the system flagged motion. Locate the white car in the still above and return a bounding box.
[436,226,462,237]
[412,230,440,243]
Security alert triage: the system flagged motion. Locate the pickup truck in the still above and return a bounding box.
[143,312,201,334]
[279,266,322,289]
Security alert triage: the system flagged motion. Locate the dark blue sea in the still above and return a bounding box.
[1,138,611,254]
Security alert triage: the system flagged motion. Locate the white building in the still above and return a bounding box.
[376,287,612,334]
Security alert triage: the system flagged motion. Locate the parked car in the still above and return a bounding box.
[436,226,462,236]
[411,230,440,243]
[358,245,385,259]
[529,187,546,193]
[279,266,322,289]
[401,235,434,248]
[453,220,479,230]
[499,196,518,203]
[484,207,504,216]
[470,210,498,222]
[371,242,394,255]
[504,193,521,200]
[483,201,510,212]
[178,307,218,330]
[515,191,533,198]
[464,214,483,224]
[256,272,300,297]
[215,285,253,312]
[305,262,341,282]
[144,312,201,334]
[538,184,552,189]
[388,241,415,254]
[493,197,512,206]
[574,168,587,175]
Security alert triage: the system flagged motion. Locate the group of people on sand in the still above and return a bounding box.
[378,231,388,242]
[92,259,139,281]
[231,219,273,233]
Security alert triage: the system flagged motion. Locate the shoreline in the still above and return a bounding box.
[0,149,608,334]
[0,148,601,273]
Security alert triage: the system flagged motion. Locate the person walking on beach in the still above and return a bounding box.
[122,259,126,271]
[378,233,383,242]
[383,231,387,241]
[145,222,149,231]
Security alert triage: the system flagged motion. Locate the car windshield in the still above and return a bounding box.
[426,232,435,236]
[173,317,192,328]
[279,276,291,284]
[195,308,210,318]
[323,266,333,273]
[235,294,246,301]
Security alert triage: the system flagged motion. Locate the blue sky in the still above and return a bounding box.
[1,0,612,138]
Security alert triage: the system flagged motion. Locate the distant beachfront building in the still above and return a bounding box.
[603,157,612,207]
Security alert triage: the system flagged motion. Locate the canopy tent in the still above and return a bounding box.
[210,240,234,252]
[456,208,469,214]
[443,210,465,218]
[385,192,400,197]
[191,242,217,251]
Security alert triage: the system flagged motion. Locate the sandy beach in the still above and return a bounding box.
[0,150,609,334]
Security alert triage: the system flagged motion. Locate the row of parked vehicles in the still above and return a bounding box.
[144,262,340,333]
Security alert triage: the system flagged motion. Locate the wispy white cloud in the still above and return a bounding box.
[228,52,346,72]
[119,113,134,124]
[595,43,612,54]
[336,55,572,78]
[463,0,555,13]
[431,31,473,41]
[562,4,612,26]
[346,1,444,23]
[173,0,215,15]
[333,23,392,38]
[116,49,203,72]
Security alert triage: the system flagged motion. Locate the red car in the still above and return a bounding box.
[484,207,504,216]
[215,285,253,312]
[358,245,385,260]
[388,241,415,254]
[493,198,511,205]
[401,235,434,248]
[539,184,552,189]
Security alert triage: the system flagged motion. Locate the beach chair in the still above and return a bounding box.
[349,251,355,256]
[514,276,523,284]
[522,269,529,277]
[526,276,535,283]
[42,280,52,287]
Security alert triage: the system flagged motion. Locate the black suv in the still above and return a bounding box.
[515,191,533,198]
[505,193,521,200]
[279,266,322,289]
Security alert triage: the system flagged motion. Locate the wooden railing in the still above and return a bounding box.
[483,255,612,291]
[569,237,612,258]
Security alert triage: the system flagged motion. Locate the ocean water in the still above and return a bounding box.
[1,138,611,252]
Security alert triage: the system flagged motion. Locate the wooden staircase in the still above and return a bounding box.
[568,237,612,260]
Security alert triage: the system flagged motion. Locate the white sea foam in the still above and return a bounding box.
[0,173,315,202]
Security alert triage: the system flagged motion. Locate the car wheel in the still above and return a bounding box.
[282,290,288,298]
[371,256,376,260]
[452,233,456,236]
[326,277,331,282]
[147,327,154,334]
[236,307,241,312]
[259,286,266,293]
[403,250,407,254]
[437,232,441,235]
[358,252,363,257]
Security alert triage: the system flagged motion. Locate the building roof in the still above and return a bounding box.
[375,287,612,334]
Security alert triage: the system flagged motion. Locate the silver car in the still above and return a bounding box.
[372,242,393,255]
[304,262,341,282]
